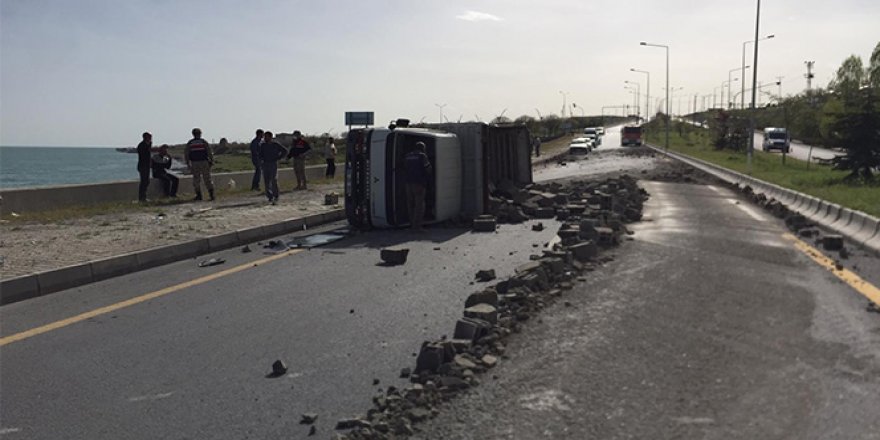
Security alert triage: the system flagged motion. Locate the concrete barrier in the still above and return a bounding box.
[91,253,140,282]
[646,143,879,256]
[36,264,94,295]
[0,275,40,305]
[0,164,329,214]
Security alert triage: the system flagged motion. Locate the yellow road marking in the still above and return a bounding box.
[0,249,303,347]
[783,233,880,306]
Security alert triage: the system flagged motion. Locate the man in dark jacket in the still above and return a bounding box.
[250,129,264,191]
[403,141,432,230]
[151,144,178,197]
[136,132,153,202]
[260,131,288,204]
[287,130,311,190]
[184,127,215,201]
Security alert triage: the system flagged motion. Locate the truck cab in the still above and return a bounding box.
[621,126,642,146]
[762,127,791,153]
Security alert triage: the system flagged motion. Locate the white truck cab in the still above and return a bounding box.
[762,127,791,153]
[345,122,532,228]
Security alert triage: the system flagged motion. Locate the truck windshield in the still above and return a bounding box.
[768,132,787,139]
[623,127,642,134]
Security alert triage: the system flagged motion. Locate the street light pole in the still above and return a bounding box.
[748,0,763,174]
[625,80,641,121]
[742,34,774,110]
[641,42,669,152]
[630,68,650,123]
[729,66,748,109]
[434,103,447,123]
[559,91,569,118]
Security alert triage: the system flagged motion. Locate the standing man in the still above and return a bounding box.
[287,130,311,190]
[403,141,432,230]
[533,136,542,157]
[184,127,215,201]
[136,132,153,202]
[151,144,179,197]
[260,131,287,204]
[250,129,264,191]
[324,135,337,179]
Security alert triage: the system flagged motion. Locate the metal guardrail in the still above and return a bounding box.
[646,145,880,256]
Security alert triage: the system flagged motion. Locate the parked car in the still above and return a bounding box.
[583,128,602,146]
[568,138,593,155]
[596,127,605,136]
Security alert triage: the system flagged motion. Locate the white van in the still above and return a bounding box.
[762,128,791,153]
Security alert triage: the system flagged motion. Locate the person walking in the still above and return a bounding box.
[185,127,215,201]
[250,129,264,191]
[287,130,311,190]
[260,131,288,204]
[136,132,153,202]
[324,136,337,179]
[403,141,432,230]
[151,144,179,197]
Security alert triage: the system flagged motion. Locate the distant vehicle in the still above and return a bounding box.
[762,127,791,153]
[568,138,592,155]
[583,128,602,146]
[596,127,605,136]
[621,126,642,146]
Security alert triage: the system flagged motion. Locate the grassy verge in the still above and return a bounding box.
[1,175,343,224]
[644,123,880,217]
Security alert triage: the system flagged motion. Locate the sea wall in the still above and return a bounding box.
[0,164,330,214]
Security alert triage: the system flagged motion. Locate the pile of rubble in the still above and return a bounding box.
[335,176,648,439]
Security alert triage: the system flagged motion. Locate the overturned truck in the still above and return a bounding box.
[345,122,533,228]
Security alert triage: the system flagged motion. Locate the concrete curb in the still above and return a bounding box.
[646,145,880,256]
[0,209,346,306]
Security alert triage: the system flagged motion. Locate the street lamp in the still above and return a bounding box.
[434,103,447,123]
[631,68,650,122]
[559,91,569,118]
[748,0,765,174]
[742,34,774,109]
[729,66,749,109]
[625,80,641,121]
[641,41,669,151]
[669,86,684,116]
[721,79,738,110]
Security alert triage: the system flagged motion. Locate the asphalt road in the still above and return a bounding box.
[2,146,878,439]
[414,179,880,439]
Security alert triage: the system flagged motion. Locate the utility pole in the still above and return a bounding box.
[776,76,784,102]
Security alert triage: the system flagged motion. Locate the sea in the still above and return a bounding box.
[0,146,141,189]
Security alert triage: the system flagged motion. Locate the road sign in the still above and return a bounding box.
[345,112,374,126]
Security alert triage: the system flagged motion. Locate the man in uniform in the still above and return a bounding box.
[184,127,215,201]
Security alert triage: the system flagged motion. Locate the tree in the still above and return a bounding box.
[869,41,880,89]
[826,52,880,180]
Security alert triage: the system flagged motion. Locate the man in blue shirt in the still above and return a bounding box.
[250,129,264,191]
[403,141,432,230]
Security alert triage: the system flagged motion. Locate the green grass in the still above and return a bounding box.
[645,125,880,217]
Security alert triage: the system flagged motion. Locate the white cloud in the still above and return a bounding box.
[456,10,502,22]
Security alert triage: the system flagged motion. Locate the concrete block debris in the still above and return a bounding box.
[475,269,496,282]
[339,174,652,439]
[198,257,226,267]
[822,235,844,251]
[380,247,409,265]
[324,192,339,205]
[473,215,497,232]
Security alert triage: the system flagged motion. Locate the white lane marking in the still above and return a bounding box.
[128,392,174,402]
[0,428,22,435]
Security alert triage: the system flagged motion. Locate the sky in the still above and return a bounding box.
[1,0,878,147]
